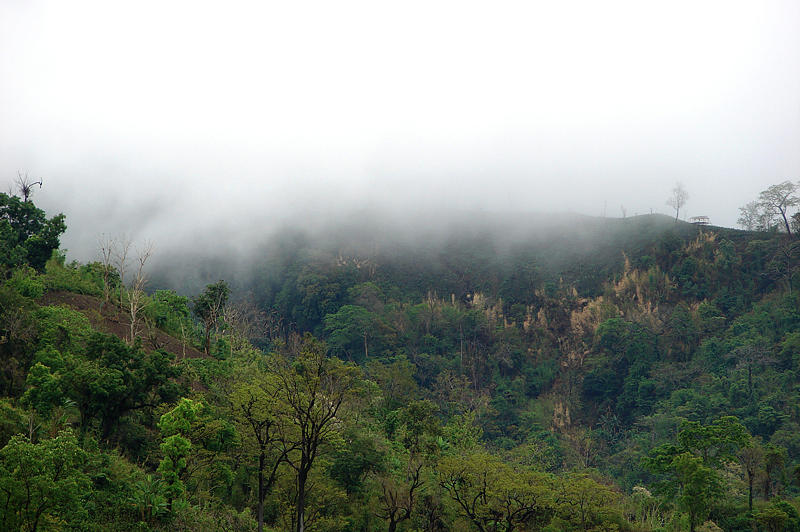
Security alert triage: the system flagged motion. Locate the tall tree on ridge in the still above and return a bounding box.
[758,181,798,235]
[666,182,689,221]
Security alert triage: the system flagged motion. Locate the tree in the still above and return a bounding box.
[271,334,364,532]
[761,443,787,499]
[0,192,66,271]
[157,398,203,511]
[374,456,424,532]
[13,171,42,203]
[755,504,790,532]
[112,235,131,315]
[97,234,118,311]
[646,416,749,532]
[365,355,419,410]
[127,241,153,343]
[438,451,555,532]
[230,368,296,532]
[676,416,749,467]
[758,181,798,235]
[646,448,723,532]
[324,304,381,362]
[666,182,689,221]
[0,285,37,396]
[737,438,763,511]
[61,332,182,439]
[373,400,440,532]
[193,280,231,355]
[0,430,90,532]
[738,201,767,231]
[553,473,622,531]
[765,239,800,293]
[726,343,774,402]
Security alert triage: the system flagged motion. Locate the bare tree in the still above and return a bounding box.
[14,171,42,202]
[758,181,798,235]
[127,241,154,343]
[98,234,117,312]
[223,297,267,353]
[738,201,767,231]
[113,236,132,317]
[666,182,689,221]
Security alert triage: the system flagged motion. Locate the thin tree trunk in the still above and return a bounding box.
[296,467,307,532]
[782,211,792,235]
[258,451,265,532]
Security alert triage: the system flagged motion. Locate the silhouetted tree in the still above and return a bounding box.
[193,280,230,355]
[738,201,767,231]
[13,171,42,202]
[758,181,799,235]
[272,335,363,532]
[666,182,689,221]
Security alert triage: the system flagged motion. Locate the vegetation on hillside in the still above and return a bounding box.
[1,184,800,531]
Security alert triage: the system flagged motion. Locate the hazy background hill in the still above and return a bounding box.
[148,212,760,349]
[151,211,720,300]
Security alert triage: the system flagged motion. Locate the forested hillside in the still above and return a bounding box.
[2,190,800,531]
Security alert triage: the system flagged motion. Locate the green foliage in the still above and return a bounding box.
[646,416,750,531]
[0,193,66,271]
[128,474,168,523]
[0,399,26,448]
[552,472,624,531]
[193,280,230,354]
[60,333,183,438]
[366,355,419,410]
[159,397,203,436]
[0,430,90,531]
[41,254,104,295]
[4,202,800,530]
[157,398,203,509]
[585,318,659,421]
[649,450,723,532]
[754,503,792,532]
[438,451,556,532]
[329,427,386,494]
[158,433,192,506]
[147,289,191,337]
[0,284,37,395]
[34,304,94,353]
[442,411,483,454]
[21,362,64,418]
[324,304,381,362]
[271,334,366,531]
[677,416,749,466]
[6,265,45,298]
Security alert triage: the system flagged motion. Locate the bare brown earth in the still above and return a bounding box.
[39,291,208,359]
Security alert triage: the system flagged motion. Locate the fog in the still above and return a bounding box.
[1,1,799,265]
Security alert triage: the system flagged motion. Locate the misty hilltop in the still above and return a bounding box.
[149,209,734,299]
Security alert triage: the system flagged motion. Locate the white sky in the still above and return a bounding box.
[1,0,799,258]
